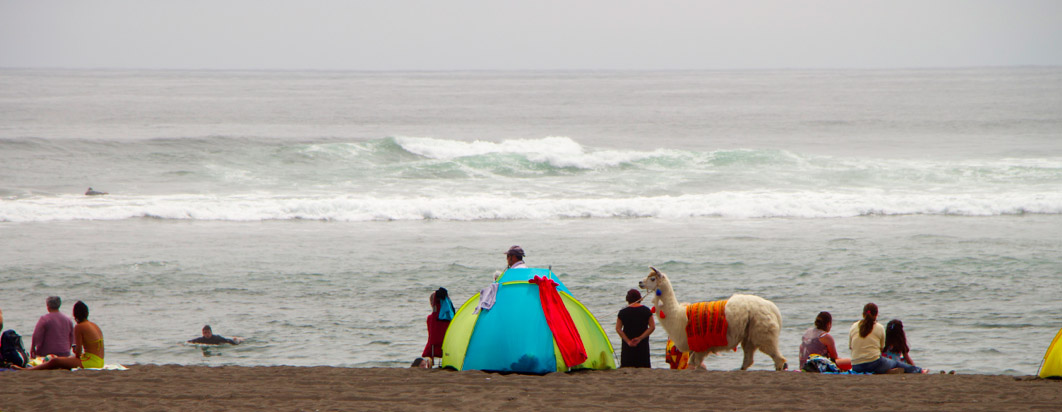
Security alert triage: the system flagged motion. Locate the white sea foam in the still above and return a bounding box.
[393,136,670,169]
[3,191,1061,223]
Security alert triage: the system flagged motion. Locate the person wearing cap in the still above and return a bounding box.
[505,246,527,269]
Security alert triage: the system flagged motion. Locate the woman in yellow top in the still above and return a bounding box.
[19,301,104,370]
[848,303,923,374]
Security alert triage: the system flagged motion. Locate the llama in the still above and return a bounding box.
[639,267,788,371]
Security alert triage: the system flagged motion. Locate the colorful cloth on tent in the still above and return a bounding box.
[529,275,587,368]
[474,283,498,314]
[685,300,729,352]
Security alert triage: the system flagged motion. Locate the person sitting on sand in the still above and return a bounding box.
[19,301,104,370]
[31,296,74,358]
[85,187,108,196]
[422,288,454,366]
[410,357,431,368]
[505,245,527,269]
[799,311,851,372]
[849,303,924,374]
[882,319,917,366]
[188,325,240,345]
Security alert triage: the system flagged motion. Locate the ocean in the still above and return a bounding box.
[1,68,1059,375]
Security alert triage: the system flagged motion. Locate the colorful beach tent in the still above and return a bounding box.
[1039,326,1062,378]
[440,268,616,374]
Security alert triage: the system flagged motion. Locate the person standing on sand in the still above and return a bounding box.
[849,303,924,374]
[20,301,103,370]
[505,246,527,269]
[31,296,75,358]
[616,288,654,368]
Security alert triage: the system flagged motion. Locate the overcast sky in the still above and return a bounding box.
[1,0,1060,70]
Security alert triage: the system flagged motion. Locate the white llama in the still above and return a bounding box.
[639,267,788,371]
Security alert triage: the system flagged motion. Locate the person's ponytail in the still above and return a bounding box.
[858,303,878,338]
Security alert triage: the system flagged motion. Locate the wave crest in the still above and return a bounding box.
[3,192,1061,223]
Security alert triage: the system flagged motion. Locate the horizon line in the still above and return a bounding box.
[2,64,1060,73]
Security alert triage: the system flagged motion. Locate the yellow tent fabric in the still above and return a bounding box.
[1039,326,1062,379]
[440,292,481,371]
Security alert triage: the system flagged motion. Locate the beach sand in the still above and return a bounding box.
[1,365,1059,411]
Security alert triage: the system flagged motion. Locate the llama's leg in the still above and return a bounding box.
[687,352,706,371]
[757,340,788,371]
[740,344,756,370]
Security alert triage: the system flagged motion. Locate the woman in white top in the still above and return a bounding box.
[848,303,924,374]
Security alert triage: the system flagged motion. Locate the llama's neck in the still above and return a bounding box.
[653,278,682,311]
[652,277,687,332]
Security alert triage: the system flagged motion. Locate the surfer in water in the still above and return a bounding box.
[85,187,108,196]
[187,325,241,345]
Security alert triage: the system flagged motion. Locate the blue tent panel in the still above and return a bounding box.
[496,267,571,295]
[462,282,558,374]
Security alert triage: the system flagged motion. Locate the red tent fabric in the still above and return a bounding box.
[529,275,588,368]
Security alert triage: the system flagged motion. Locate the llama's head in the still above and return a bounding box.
[639,266,668,292]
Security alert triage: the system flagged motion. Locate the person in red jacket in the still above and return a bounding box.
[422,287,454,367]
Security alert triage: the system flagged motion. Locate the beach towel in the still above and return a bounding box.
[685,300,729,352]
[803,354,841,373]
[76,364,128,371]
[438,296,455,321]
[474,283,499,314]
[529,275,587,368]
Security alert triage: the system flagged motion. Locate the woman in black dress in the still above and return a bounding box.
[616,288,655,367]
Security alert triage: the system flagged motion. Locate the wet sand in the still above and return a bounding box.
[1,365,1059,411]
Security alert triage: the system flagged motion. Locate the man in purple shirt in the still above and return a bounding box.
[31,296,75,358]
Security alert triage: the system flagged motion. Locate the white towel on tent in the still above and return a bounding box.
[475,283,499,313]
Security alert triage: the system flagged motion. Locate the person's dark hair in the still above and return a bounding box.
[858,303,878,338]
[203,325,212,332]
[435,287,448,306]
[625,288,642,304]
[73,301,89,323]
[884,319,909,354]
[46,296,61,310]
[411,358,426,367]
[814,311,832,330]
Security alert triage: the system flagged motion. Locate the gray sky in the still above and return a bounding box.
[2,0,1060,70]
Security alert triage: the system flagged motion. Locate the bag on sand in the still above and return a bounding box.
[0,329,30,368]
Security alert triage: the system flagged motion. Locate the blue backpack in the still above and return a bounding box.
[1,329,29,368]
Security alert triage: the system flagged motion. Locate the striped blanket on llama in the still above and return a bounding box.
[685,300,729,352]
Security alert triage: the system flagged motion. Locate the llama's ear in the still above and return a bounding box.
[650,266,660,275]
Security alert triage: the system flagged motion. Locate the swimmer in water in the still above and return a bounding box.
[187,325,241,345]
[85,187,108,196]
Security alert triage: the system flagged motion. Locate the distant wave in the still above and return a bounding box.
[3,136,1062,222]
[392,136,674,169]
[3,191,1061,222]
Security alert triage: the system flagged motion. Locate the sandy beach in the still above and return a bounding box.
[0,365,1058,411]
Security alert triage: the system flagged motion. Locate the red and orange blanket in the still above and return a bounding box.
[685,300,729,352]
